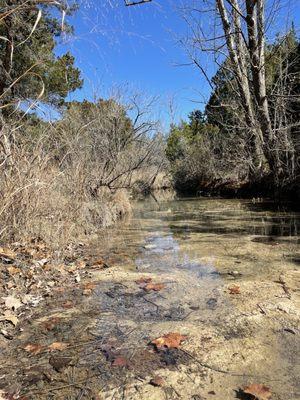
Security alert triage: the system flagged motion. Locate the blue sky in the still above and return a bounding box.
[55,0,210,127]
[55,0,299,128]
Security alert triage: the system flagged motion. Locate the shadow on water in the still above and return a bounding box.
[137,196,300,238]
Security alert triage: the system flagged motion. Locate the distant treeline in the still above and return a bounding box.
[166,29,300,201]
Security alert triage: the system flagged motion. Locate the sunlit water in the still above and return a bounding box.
[86,195,300,399]
[97,195,300,275]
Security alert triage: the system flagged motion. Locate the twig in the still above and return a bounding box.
[142,296,160,310]
[180,348,280,379]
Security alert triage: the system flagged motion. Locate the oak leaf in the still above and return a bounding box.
[151,332,187,349]
[49,355,72,371]
[135,277,152,286]
[83,282,96,290]
[0,247,16,260]
[77,261,86,269]
[4,296,22,310]
[111,356,130,368]
[0,311,19,326]
[243,384,272,400]
[48,342,69,352]
[43,317,61,331]
[149,376,165,387]
[7,266,20,275]
[91,259,109,269]
[24,343,43,355]
[62,300,74,309]
[229,285,240,295]
[143,283,165,292]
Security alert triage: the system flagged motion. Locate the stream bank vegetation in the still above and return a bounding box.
[167,1,300,201]
[0,0,167,247]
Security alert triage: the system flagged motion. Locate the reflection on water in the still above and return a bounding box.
[97,195,300,278]
[88,195,300,399]
[140,197,300,237]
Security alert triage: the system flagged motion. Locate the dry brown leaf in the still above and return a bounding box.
[151,332,187,349]
[143,282,165,292]
[48,342,69,352]
[149,376,165,387]
[0,247,16,260]
[77,261,86,269]
[135,277,152,286]
[49,355,72,371]
[67,265,77,273]
[111,356,130,368]
[4,295,22,310]
[43,317,61,331]
[62,301,74,309]
[91,259,109,269]
[0,311,19,326]
[229,285,241,295]
[24,343,43,355]
[243,384,272,400]
[83,282,96,290]
[7,266,21,275]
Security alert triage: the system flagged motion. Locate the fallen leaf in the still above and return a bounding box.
[0,329,13,340]
[91,259,109,269]
[21,294,41,307]
[66,264,77,273]
[6,281,15,289]
[135,277,152,286]
[7,266,20,275]
[62,300,74,309]
[243,384,272,400]
[82,289,92,296]
[49,355,72,371]
[111,356,130,368]
[0,390,8,400]
[143,282,165,292]
[83,282,96,290]
[149,376,165,387]
[48,342,69,352]
[35,258,49,267]
[42,317,61,331]
[0,247,16,260]
[24,343,43,355]
[144,244,156,250]
[77,261,86,269]
[229,285,241,295]
[3,296,22,310]
[0,311,19,326]
[151,332,187,349]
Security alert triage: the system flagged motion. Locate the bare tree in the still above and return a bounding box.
[180,0,298,182]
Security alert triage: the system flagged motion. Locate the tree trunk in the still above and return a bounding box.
[216,0,267,174]
[245,0,281,178]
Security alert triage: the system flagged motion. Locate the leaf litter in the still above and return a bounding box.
[243,384,272,400]
[151,333,187,350]
[0,234,296,399]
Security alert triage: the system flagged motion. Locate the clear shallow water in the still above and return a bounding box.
[85,196,300,399]
[97,196,300,274]
[3,196,299,400]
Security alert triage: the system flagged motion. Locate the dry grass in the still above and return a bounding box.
[0,99,167,248]
[0,155,132,247]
